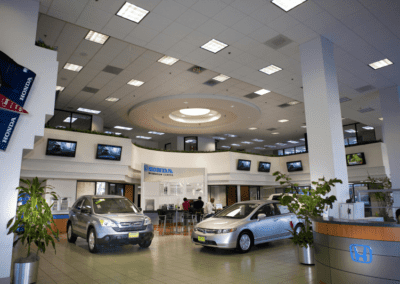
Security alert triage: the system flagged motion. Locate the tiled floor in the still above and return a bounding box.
[24,228,315,284]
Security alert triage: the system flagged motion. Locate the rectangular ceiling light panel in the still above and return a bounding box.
[242,141,253,144]
[272,0,307,11]
[136,136,152,139]
[254,147,265,150]
[148,131,164,135]
[362,126,374,130]
[288,101,300,105]
[115,126,133,130]
[127,79,144,86]
[255,89,270,95]
[201,39,228,53]
[64,63,83,72]
[252,139,264,142]
[259,65,282,75]
[116,2,149,23]
[158,55,179,65]
[213,137,226,140]
[213,74,230,82]
[287,140,299,144]
[278,119,289,123]
[369,59,393,70]
[77,107,101,114]
[345,129,356,133]
[105,97,120,102]
[85,30,109,44]
[225,134,237,137]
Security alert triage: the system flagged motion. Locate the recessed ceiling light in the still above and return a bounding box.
[254,89,271,95]
[379,117,383,121]
[299,138,305,141]
[287,140,299,144]
[278,119,289,123]
[362,126,374,130]
[127,79,144,86]
[56,86,65,92]
[272,132,279,135]
[345,129,356,133]
[63,117,77,123]
[252,139,264,142]
[105,97,120,102]
[213,74,230,82]
[231,144,241,146]
[116,2,149,23]
[272,0,307,12]
[148,131,164,135]
[265,145,276,148]
[85,30,109,44]
[180,108,210,116]
[259,65,282,75]
[254,147,265,150]
[242,141,253,144]
[301,125,307,128]
[221,146,230,148]
[288,101,300,105]
[225,134,237,137]
[77,107,101,114]
[231,105,234,108]
[115,126,133,130]
[369,58,393,70]
[64,63,83,72]
[136,136,151,140]
[249,127,257,130]
[213,137,226,140]
[201,39,228,53]
[158,55,179,65]
[276,142,286,146]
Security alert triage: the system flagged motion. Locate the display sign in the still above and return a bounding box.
[350,244,372,264]
[0,51,36,151]
[144,164,174,176]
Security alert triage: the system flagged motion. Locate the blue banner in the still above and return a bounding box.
[0,51,36,151]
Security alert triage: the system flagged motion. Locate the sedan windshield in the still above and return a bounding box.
[93,198,139,214]
[215,203,259,219]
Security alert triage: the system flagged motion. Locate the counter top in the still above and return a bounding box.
[312,217,400,228]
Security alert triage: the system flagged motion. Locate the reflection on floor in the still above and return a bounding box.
[31,232,315,284]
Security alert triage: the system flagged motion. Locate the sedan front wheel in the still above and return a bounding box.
[236,232,252,253]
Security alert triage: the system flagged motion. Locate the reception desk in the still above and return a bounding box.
[313,218,400,284]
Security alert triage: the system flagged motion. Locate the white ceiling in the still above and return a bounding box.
[37,0,399,149]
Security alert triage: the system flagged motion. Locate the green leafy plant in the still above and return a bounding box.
[35,38,58,51]
[273,171,341,247]
[7,178,59,258]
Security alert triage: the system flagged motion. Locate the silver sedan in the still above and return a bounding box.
[191,200,301,253]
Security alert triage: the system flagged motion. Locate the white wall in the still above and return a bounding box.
[132,139,158,148]
[198,137,215,151]
[45,179,77,209]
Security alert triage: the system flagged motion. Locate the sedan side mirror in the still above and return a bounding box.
[257,213,266,221]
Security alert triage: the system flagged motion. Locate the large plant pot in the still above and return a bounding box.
[14,254,39,284]
[297,244,315,265]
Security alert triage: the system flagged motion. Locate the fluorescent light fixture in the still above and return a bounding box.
[158,55,179,65]
[63,117,77,123]
[221,146,230,148]
[252,139,264,142]
[259,65,282,75]
[369,58,393,70]
[345,129,356,133]
[201,39,228,53]
[301,125,307,128]
[272,132,279,135]
[288,101,300,105]
[127,79,144,86]
[276,143,286,146]
[231,144,241,146]
[213,74,230,82]
[116,2,149,23]
[242,141,253,144]
[185,139,197,143]
[213,137,226,140]
[105,97,120,102]
[254,147,265,150]
[254,89,270,95]
[249,127,257,130]
[299,138,305,141]
[56,86,65,92]
[115,132,122,135]
[148,131,165,135]
[362,126,374,130]
[379,117,383,121]
[278,119,289,123]
[265,145,276,148]
[288,140,299,144]
[64,63,83,72]
[180,108,210,116]
[136,136,151,140]
[77,107,101,114]
[115,126,133,130]
[85,30,109,44]
[225,134,237,137]
[272,0,307,12]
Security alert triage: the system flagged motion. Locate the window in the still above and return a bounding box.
[295,146,306,153]
[46,109,92,131]
[278,150,284,156]
[96,182,106,195]
[74,198,84,210]
[272,204,281,215]
[82,198,91,210]
[284,148,295,155]
[184,136,198,151]
[253,204,275,218]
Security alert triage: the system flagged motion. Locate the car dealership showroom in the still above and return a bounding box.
[1,0,400,283]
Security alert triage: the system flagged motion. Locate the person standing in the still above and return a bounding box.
[182,197,190,211]
[193,196,204,222]
[204,198,216,218]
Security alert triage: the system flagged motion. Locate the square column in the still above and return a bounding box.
[300,36,349,217]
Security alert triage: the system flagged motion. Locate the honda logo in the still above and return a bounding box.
[349,244,373,264]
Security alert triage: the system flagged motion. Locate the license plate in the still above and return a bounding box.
[129,232,139,238]
[198,236,205,242]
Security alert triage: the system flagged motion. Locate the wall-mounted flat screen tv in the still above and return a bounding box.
[96,144,122,161]
[237,159,251,171]
[346,152,366,166]
[46,139,77,157]
[258,162,271,173]
[287,161,303,172]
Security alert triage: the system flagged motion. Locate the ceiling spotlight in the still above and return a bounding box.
[105,97,120,102]
[116,2,149,23]
[272,0,307,12]
[379,117,383,121]
[278,119,289,123]
[201,39,228,53]
[180,108,210,116]
[369,58,393,70]
[254,89,271,95]
[77,107,101,114]
[213,74,230,82]
[259,65,282,75]
[272,132,279,135]
[64,63,83,72]
[249,127,257,130]
[127,79,144,86]
[158,55,179,65]
[288,101,300,105]
[115,126,133,130]
[56,86,65,92]
[85,30,109,44]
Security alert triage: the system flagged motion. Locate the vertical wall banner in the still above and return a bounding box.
[0,51,36,151]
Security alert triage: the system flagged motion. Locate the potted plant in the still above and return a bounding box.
[273,171,341,265]
[7,178,59,284]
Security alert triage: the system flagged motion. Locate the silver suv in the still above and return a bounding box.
[67,195,154,253]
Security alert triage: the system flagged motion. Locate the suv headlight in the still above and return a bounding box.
[216,228,237,234]
[144,217,152,225]
[99,219,116,227]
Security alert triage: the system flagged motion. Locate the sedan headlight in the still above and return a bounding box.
[144,217,152,225]
[216,228,237,234]
[99,219,116,227]
[194,226,199,232]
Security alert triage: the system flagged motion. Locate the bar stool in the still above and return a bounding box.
[157,209,166,236]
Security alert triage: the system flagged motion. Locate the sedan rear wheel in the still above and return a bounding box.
[237,232,252,253]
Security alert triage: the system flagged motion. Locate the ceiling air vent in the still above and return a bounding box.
[358,107,375,113]
[355,85,375,93]
[102,65,123,75]
[340,97,351,103]
[265,34,293,50]
[267,128,277,131]
[278,103,291,108]
[244,93,260,99]
[82,87,99,94]
[203,79,219,86]
[188,66,206,74]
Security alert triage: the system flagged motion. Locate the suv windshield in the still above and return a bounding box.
[215,203,259,219]
[93,198,139,214]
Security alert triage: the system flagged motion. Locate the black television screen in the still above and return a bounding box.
[96,144,122,161]
[46,139,77,157]
[346,152,366,166]
[287,161,303,172]
[258,162,271,173]
[237,159,251,171]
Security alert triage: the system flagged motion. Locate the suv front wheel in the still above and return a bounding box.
[67,223,77,244]
[88,228,100,253]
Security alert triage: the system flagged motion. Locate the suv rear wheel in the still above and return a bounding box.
[88,228,100,253]
[67,223,77,244]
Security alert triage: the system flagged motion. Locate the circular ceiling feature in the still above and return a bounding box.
[179,108,210,116]
[170,110,221,124]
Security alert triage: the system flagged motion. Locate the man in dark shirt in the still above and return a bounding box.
[193,197,204,222]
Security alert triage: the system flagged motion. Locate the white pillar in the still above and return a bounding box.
[91,115,104,132]
[237,185,241,202]
[300,36,349,218]
[379,86,400,217]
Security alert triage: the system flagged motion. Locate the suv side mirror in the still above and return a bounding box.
[81,207,91,214]
[257,213,266,221]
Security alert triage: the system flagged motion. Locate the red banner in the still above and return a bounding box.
[0,93,28,114]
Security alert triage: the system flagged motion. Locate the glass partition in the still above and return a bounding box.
[47,109,92,131]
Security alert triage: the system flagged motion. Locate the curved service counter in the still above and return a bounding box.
[313,217,400,284]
